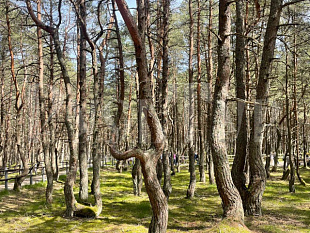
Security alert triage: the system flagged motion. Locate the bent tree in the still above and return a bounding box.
[246,0,283,215]
[26,0,78,217]
[109,0,168,232]
[210,0,244,222]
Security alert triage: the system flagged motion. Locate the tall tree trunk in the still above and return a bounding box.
[246,0,283,215]
[197,0,205,184]
[6,0,28,192]
[37,0,53,204]
[78,0,88,202]
[232,0,248,207]
[111,0,168,231]
[210,0,244,222]
[132,73,143,196]
[186,0,196,199]
[285,48,295,192]
[206,0,215,185]
[161,0,172,199]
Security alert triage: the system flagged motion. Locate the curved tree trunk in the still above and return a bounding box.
[112,0,169,231]
[231,0,247,208]
[246,0,283,215]
[26,1,79,216]
[210,0,244,222]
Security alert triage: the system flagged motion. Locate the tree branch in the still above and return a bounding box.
[25,0,54,34]
[282,0,306,8]
[108,144,144,161]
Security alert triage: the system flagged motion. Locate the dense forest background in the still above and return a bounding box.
[0,0,310,232]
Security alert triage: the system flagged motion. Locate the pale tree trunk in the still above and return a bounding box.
[78,0,88,202]
[292,19,305,186]
[133,73,143,196]
[37,0,53,204]
[186,0,196,199]
[246,0,283,216]
[210,0,244,222]
[285,48,295,192]
[90,14,114,216]
[111,0,168,231]
[197,0,205,184]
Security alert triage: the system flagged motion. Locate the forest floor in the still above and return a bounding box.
[0,166,309,233]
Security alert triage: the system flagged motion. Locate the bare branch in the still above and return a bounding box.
[108,144,144,161]
[282,0,306,8]
[25,0,54,34]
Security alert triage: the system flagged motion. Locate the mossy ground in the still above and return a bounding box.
[0,166,309,232]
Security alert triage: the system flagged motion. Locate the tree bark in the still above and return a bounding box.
[161,0,172,199]
[26,0,78,216]
[78,0,88,202]
[6,0,29,192]
[37,0,53,204]
[197,0,205,184]
[246,0,283,215]
[232,0,248,208]
[210,0,244,222]
[206,0,215,185]
[112,0,168,231]
[186,0,196,199]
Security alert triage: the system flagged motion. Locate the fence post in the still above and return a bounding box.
[42,167,45,182]
[5,167,8,190]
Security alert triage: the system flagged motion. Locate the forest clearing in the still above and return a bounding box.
[0,167,309,232]
[1,0,310,232]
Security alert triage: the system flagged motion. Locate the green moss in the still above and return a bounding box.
[0,167,309,232]
[58,175,66,182]
[207,219,252,233]
[74,203,98,218]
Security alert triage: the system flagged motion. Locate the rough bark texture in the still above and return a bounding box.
[246,0,283,216]
[37,0,53,204]
[161,0,172,199]
[231,0,248,208]
[206,0,215,185]
[78,0,89,202]
[210,0,244,222]
[132,158,143,196]
[197,0,205,184]
[186,0,196,199]
[113,0,168,231]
